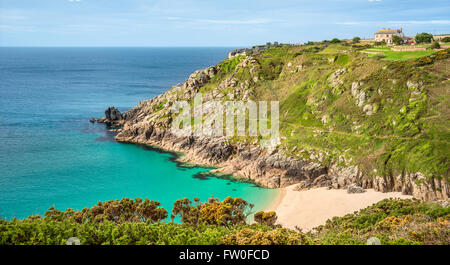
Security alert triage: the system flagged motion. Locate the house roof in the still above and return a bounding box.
[375,28,402,35]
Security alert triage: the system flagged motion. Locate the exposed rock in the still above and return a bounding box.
[228,48,252,58]
[293,180,312,191]
[105,106,123,121]
[406,80,424,91]
[351,82,368,107]
[95,106,125,127]
[347,183,366,194]
[292,65,304,73]
[101,55,448,201]
[329,68,346,88]
[363,104,374,116]
[89,118,96,123]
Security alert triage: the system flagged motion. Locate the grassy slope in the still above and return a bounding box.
[195,44,449,181]
[362,46,437,61]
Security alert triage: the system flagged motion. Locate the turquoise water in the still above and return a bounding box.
[0,47,279,219]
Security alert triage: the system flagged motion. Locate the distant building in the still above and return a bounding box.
[374,28,405,44]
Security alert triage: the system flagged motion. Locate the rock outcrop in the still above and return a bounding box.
[347,183,366,194]
[116,126,327,188]
[94,106,124,127]
[105,106,123,121]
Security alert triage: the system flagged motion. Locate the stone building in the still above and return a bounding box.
[374,28,405,44]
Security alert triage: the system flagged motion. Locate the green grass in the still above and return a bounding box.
[139,44,450,184]
[380,50,438,61]
[362,47,438,61]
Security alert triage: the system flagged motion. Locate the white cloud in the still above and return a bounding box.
[68,0,81,2]
[368,0,382,2]
[334,22,362,25]
[195,19,274,25]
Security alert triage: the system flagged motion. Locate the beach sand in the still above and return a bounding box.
[268,185,413,231]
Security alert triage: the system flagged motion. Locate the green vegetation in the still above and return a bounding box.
[1,197,448,245]
[352,37,360,44]
[330,38,341,44]
[166,43,449,192]
[415,33,434,44]
[392,35,404,45]
[195,44,450,182]
[370,49,437,61]
[240,44,449,181]
[314,198,449,245]
[432,41,441,50]
[441,37,450,43]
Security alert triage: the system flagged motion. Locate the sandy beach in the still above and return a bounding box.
[268,185,413,231]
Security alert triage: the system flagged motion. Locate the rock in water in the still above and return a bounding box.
[105,106,123,121]
[89,118,96,123]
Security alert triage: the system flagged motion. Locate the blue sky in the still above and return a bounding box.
[1,0,449,46]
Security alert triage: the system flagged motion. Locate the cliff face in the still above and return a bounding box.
[112,45,450,201]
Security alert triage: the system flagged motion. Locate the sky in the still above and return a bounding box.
[0,0,449,47]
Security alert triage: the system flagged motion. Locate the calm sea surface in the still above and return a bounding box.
[0,47,279,219]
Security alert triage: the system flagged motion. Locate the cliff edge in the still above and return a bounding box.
[103,44,449,201]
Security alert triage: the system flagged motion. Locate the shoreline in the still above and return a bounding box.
[119,136,415,231]
[268,185,413,231]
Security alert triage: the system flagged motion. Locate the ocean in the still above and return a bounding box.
[0,47,279,219]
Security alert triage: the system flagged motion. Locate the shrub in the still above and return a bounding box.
[171,197,254,226]
[392,35,404,45]
[0,198,448,245]
[440,37,450,43]
[44,198,168,224]
[352,37,361,44]
[254,211,278,227]
[413,48,449,66]
[330,38,341,44]
[415,33,434,43]
[431,41,441,50]
[221,227,313,245]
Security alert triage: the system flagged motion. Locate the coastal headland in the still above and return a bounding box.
[95,43,449,227]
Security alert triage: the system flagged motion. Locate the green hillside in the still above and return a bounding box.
[187,44,449,182]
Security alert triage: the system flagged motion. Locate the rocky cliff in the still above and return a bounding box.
[105,44,449,201]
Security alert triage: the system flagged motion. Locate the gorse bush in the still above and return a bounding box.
[312,198,449,245]
[254,211,278,227]
[44,198,168,224]
[0,197,448,245]
[171,196,253,226]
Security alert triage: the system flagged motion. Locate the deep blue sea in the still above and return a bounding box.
[0,47,279,220]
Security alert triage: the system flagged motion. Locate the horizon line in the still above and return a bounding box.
[0,45,245,48]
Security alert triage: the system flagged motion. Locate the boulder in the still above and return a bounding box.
[347,183,366,194]
[105,106,123,121]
